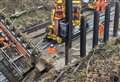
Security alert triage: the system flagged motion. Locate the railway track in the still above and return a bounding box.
[22,20,50,34]
[0,20,36,79]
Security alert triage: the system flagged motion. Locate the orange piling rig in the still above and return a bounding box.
[0,22,31,57]
[95,0,108,12]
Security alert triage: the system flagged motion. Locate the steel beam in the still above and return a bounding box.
[65,0,73,65]
[93,10,99,48]
[80,16,86,57]
[104,4,110,43]
[113,2,120,37]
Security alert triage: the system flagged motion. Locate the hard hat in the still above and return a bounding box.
[50,44,54,47]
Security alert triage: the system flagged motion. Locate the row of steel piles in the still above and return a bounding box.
[93,2,120,48]
[65,1,120,65]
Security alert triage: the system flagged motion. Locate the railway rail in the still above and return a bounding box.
[22,21,50,34]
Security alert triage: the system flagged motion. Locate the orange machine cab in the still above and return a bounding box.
[95,0,108,12]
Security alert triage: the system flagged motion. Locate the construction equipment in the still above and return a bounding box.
[88,0,108,11]
[95,0,108,12]
[46,0,108,43]
[46,0,81,43]
[46,0,65,43]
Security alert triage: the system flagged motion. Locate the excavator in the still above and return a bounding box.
[45,0,108,43]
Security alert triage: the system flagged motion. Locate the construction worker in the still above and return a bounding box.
[47,44,57,55]
[98,23,104,41]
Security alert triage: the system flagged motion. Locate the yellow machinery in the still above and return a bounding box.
[46,0,108,43]
[46,0,81,43]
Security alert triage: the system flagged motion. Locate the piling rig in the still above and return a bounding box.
[45,0,81,43]
[45,0,108,44]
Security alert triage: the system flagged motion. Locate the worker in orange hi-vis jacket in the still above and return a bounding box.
[47,44,57,55]
[98,23,104,41]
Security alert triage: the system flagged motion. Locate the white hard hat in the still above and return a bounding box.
[50,44,54,47]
